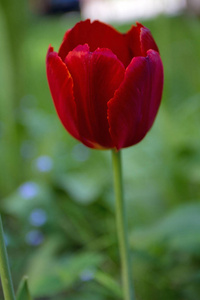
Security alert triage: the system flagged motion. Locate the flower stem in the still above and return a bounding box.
[112,150,135,300]
[0,215,16,300]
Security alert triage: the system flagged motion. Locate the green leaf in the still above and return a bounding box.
[28,250,104,297]
[95,271,122,297]
[131,202,200,254]
[16,276,32,300]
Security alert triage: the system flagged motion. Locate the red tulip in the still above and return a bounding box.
[46,19,163,150]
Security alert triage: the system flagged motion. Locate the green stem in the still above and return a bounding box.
[112,150,135,300]
[0,215,16,300]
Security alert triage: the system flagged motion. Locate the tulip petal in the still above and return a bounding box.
[65,44,125,149]
[46,46,79,140]
[59,19,130,67]
[108,49,163,150]
[126,23,159,57]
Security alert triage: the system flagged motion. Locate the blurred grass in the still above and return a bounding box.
[0,7,200,300]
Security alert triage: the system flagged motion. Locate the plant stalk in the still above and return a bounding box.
[0,215,16,300]
[112,150,135,300]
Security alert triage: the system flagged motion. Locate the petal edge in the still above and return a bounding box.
[46,46,79,140]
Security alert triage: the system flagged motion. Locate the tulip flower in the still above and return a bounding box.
[46,20,164,300]
[46,19,163,150]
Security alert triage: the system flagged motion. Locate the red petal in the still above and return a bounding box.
[59,19,130,67]
[65,44,125,149]
[46,46,79,140]
[140,25,159,55]
[108,49,163,150]
[125,22,159,57]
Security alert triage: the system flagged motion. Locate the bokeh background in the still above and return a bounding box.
[0,0,200,299]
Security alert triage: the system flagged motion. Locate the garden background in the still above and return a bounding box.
[0,0,200,299]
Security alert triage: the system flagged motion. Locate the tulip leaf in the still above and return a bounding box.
[16,276,32,300]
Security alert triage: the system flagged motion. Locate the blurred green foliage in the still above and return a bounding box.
[0,4,200,300]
